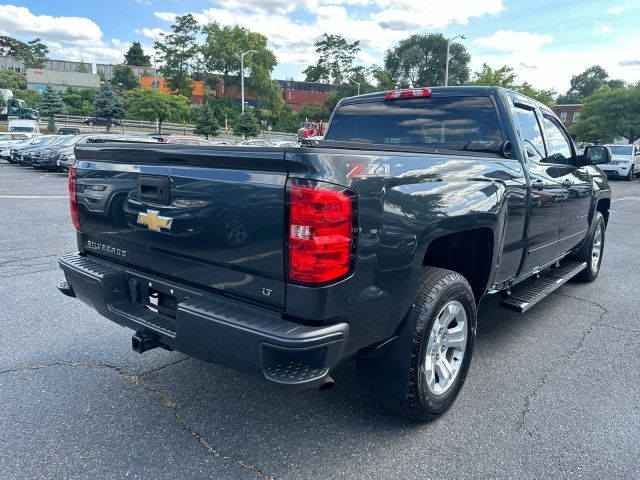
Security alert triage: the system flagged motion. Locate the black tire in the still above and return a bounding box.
[379,267,476,421]
[627,166,634,181]
[573,211,605,282]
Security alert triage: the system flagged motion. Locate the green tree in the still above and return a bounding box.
[13,88,40,108]
[470,63,517,87]
[62,87,99,116]
[470,64,556,106]
[194,100,220,138]
[303,34,360,84]
[111,65,139,91]
[271,106,300,133]
[556,65,624,104]
[38,87,65,132]
[154,14,199,96]
[234,110,261,137]
[201,22,277,95]
[93,84,125,132]
[368,65,396,90]
[124,41,151,67]
[515,83,556,107]
[0,69,27,90]
[385,33,470,87]
[572,84,640,143]
[0,36,48,67]
[126,88,190,134]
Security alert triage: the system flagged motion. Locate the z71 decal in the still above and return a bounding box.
[346,162,391,179]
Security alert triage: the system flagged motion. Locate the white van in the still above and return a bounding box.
[7,119,40,134]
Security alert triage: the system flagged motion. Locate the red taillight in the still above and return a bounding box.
[385,88,431,101]
[68,164,80,229]
[288,181,355,284]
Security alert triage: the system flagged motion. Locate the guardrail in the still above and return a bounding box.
[48,115,297,141]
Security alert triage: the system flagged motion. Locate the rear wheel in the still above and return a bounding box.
[379,267,476,421]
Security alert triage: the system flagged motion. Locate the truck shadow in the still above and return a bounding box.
[141,293,541,477]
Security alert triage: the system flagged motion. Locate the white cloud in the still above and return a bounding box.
[594,21,613,34]
[471,34,640,92]
[606,5,625,15]
[371,0,504,29]
[140,27,169,40]
[0,5,102,43]
[474,30,553,52]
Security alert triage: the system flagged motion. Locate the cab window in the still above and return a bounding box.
[513,106,545,161]
[542,115,573,164]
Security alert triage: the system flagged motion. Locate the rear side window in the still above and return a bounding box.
[513,107,545,161]
[326,96,502,150]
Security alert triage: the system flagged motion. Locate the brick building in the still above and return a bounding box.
[553,104,582,129]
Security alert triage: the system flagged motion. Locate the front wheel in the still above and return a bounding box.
[573,211,605,282]
[379,267,476,421]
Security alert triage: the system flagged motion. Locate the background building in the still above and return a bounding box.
[26,68,101,92]
[96,63,154,81]
[0,55,340,110]
[553,104,582,129]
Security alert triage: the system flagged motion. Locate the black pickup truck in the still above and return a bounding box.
[58,87,611,421]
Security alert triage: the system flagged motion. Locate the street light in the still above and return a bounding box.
[350,80,361,96]
[239,50,257,114]
[445,35,465,87]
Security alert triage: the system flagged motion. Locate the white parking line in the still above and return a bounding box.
[0,195,68,199]
[612,196,640,203]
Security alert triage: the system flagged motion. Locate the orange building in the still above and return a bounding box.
[139,75,205,105]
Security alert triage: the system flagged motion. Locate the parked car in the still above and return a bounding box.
[162,136,214,145]
[83,117,122,127]
[271,140,299,147]
[28,136,67,168]
[599,144,640,180]
[34,135,87,171]
[6,136,43,162]
[235,138,273,147]
[55,135,159,171]
[59,86,611,421]
[59,127,81,135]
[13,135,57,165]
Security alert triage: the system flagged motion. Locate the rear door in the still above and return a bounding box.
[76,144,288,308]
[512,104,564,273]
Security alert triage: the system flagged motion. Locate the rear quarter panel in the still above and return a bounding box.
[285,148,527,356]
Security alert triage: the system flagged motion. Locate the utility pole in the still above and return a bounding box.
[239,50,257,114]
[445,35,465,86]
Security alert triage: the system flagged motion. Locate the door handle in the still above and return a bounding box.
[562,179,573,188]
[532,179,544,190]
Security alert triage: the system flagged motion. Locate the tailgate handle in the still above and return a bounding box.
[138,175,170,204]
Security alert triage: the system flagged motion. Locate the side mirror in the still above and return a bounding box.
[500,140,513,159]
[584,145,611,165]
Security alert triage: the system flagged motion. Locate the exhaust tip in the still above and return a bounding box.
[318,375,335,391]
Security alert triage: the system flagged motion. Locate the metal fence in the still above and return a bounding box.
[48,115,297,141]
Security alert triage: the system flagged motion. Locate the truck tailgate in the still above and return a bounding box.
[74,144,287,308]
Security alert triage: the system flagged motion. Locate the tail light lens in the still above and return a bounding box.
[69,164,80,229]
[288,180,355,284]
[385,88,431,101]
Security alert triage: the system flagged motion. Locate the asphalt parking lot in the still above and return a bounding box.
[1,162,639,480]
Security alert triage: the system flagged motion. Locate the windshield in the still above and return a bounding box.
[326,96,502,151]
[607,145,633,156]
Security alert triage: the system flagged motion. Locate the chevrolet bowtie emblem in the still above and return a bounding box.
[137,209,173,232]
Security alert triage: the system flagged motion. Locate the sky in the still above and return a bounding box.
[2,0,640,93]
